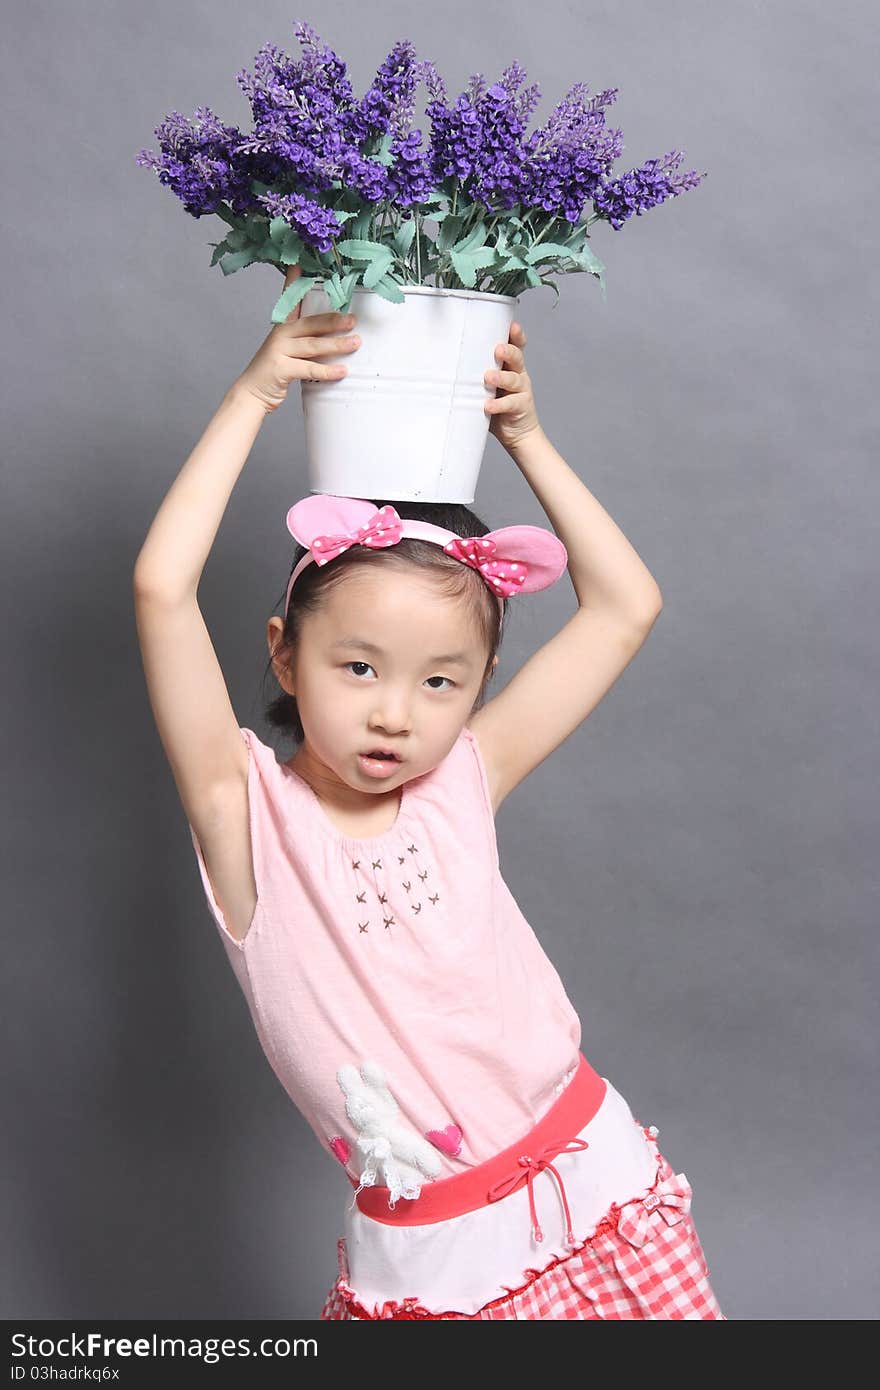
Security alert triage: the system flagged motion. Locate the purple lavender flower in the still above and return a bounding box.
[384,130,435,210]
[256,189,345,255]
[233,29,354,198]
[515,85,623,221]
[136,20,706,296]
[135,106,253,217]
[425,90,484,186]
[594,150,704,230]
[357,39,420,143]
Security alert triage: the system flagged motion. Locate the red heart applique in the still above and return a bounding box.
[425,1123,463,1157]
[328,1135,351,1165]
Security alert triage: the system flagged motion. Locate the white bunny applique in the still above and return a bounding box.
[337,1060,443,1207]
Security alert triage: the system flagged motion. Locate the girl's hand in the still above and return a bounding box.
[483,321,542,451]
[236,265,361,414]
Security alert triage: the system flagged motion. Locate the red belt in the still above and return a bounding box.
[350,1053,607,1246]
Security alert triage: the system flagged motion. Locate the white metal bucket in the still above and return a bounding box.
[298,284,519,503]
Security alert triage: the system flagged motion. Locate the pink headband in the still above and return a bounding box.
[284,495,568,619]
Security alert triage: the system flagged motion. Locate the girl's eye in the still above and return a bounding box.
[343,662,454,691]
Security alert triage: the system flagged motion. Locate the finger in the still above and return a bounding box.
[496,342,525,368]
[286,360,349,382]
[287,331,360,358]
[301,360,350,381]
[485,368,522,390]
[280,264,303,319]
[289,311,356,335]
[290,352,353,381]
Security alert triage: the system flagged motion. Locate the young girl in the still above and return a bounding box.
[133,266,726,1320]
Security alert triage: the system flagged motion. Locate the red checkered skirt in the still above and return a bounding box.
[319,1126,726,1320]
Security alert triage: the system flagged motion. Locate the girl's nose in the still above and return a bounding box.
[371,719,411,738]
[370,701,411,736]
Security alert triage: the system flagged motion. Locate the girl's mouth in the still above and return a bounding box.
[358,750,402,778]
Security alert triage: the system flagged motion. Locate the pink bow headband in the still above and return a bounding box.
[284,495,568,618]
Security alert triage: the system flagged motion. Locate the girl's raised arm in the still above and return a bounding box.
[133,382,269,823]
[133,267,360,837]
[470,323,663,811]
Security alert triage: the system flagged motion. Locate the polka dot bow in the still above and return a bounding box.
[285,495,568,615]
[309,505,402,565]
[444,535,530,597]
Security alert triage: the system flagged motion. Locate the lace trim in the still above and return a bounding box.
[327,1124,667,1320]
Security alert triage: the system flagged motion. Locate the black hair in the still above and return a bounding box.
[262,498,508,745]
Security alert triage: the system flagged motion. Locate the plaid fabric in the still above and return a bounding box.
[319,1126,726,1320]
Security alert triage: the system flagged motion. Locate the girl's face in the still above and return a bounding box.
[268,566,495,795]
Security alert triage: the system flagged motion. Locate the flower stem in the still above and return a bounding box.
[416,210,422,284]
[493,212,563,297]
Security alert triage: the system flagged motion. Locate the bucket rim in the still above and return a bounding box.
[303,284,520,306]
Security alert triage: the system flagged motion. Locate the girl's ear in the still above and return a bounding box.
[267,617,295,696]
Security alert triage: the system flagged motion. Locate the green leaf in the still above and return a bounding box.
[278,229,304,265]
[437,215,465,253]
[524,267,543,288]
[270,274,319,323]
[450,250,477,287]
[393,218,416,258]
[363,250,395,289]
[451,221,488,255]
[213,203,239,228]
[243,212,267,240]
[249,243,273,263]
[209,240,230,267]
[294,244,328,277]
[351,209,373,240]
[335,237,393,261]
[323,273,345,311]
[525,242,578,265]
[369,274,406,304]
[450,246,498,288]
[225,228,250,251]
[269,215,292,248]
[339,270,359,310]
[219,248,260,275]
[577,242,605,278]
[573,242,607,298]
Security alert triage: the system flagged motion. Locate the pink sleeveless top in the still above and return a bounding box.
[188,724,585,1199]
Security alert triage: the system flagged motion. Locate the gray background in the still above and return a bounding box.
[3,1,877,1321]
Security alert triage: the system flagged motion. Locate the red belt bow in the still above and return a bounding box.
[486,1136,590,1246]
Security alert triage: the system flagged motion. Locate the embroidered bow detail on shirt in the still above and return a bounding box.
[310,505,402,565]
[616,1171,693,1248]
[486,1137,590,1246]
